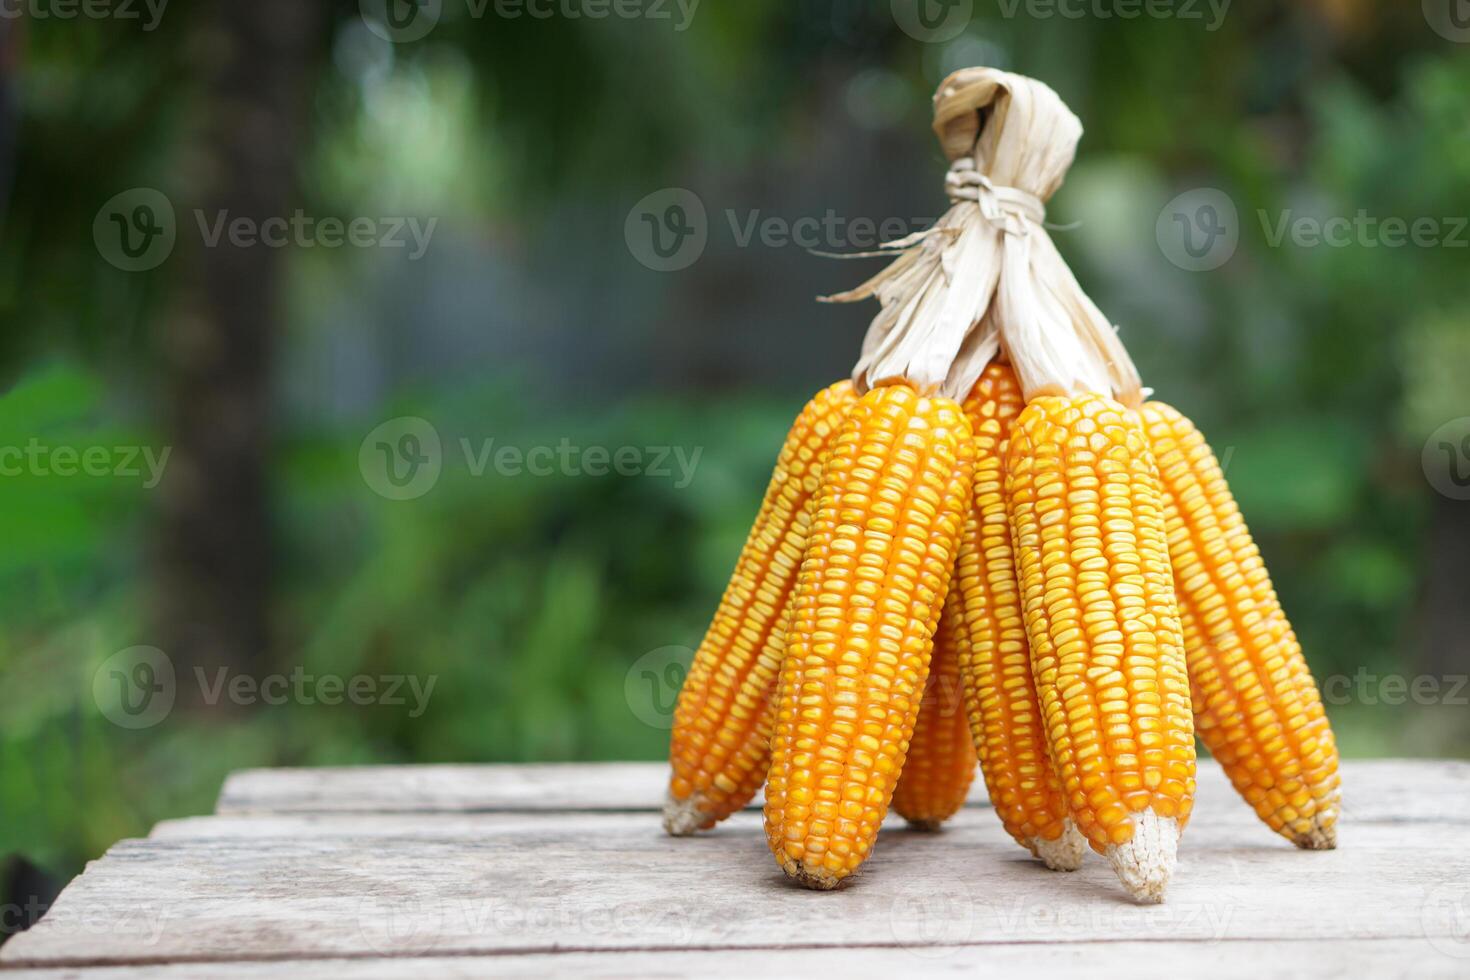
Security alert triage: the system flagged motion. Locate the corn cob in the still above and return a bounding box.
[1005,393,1196,903]
[889,596,976,830]
[952,363,1087,870]
[764,383,974,888]
[1141,401,1341,849]
[665,380,856,835]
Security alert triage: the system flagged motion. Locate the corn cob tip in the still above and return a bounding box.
[662,791,714,837]
[1293,816,1338,851]
[1031,821,1088,872]
[1104,811,1179,904]
[778,857,848,891]
[905,819,945,833]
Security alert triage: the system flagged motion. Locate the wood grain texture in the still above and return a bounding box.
[214,762,672,814]
[4,939,1467,980]
[214,758,1470,820]
[2,760,1468,976]
[155,760,1297,841]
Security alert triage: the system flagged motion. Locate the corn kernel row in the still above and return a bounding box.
[764,384,974,887]
[665,381,856,833]
[1005,393,1196,900]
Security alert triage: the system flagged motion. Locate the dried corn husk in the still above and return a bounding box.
[825,67,1142,406]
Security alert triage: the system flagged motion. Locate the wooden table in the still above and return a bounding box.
[2,760,1468,977]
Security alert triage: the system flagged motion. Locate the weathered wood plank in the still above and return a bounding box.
[143,810,1456,845]
[148,758,1321,841]
[149,803,1455,846]
[3,938,1466,979]
[212,758,1470,823]
[215,762,671,815]
[3,762,1468,969]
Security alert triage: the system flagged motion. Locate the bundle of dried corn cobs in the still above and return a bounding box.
[663,67,1340,904]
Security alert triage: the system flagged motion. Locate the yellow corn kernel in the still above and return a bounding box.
[764,383,974,888]
[890,597,976,829]
[665,380,856,835]
[1142,401,1340,849]
[1006,393,1196,903]
[952,363,1085,870]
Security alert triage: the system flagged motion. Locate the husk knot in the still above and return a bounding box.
[829,67,1142,407]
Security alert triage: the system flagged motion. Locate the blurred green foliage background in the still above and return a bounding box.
[1,0,1467,926]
